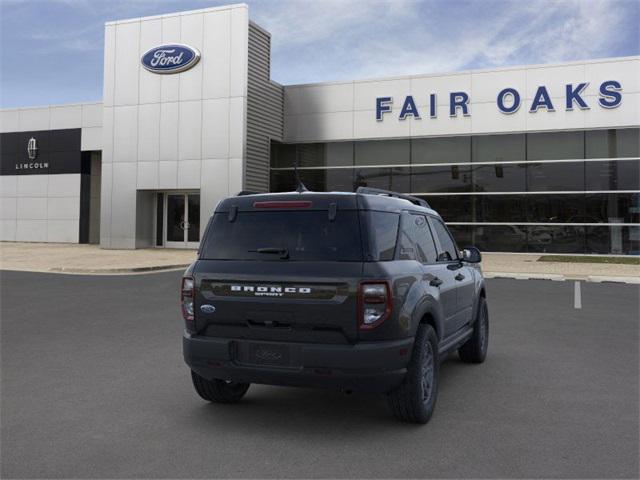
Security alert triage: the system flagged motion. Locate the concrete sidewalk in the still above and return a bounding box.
[0,242,638,282]
[0,242,196,274]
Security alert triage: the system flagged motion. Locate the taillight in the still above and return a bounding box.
[181,276,195,332]
[358,281,392,330]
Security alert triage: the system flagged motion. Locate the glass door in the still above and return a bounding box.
[164,193,200,248]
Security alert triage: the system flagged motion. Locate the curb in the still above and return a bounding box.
[484,272,640,284]
[48,264,191,274]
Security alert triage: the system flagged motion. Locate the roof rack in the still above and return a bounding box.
[356,187,431,209]
[236,190,261,196]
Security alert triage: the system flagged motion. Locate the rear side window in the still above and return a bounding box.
[364,211,399,261]
[200,211,362,261]
[430,218,459,261]
[398,213,438,263]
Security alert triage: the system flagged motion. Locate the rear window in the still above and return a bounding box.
[200,211,363,261]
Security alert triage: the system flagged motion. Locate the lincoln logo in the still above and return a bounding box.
[141,44,200,74]
[27,137,37,160]
[230,285,311,297]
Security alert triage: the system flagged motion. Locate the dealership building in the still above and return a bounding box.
[1,3,638,254]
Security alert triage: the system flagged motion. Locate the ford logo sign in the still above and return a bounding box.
[200,304,216,314]
[141,44,200,74]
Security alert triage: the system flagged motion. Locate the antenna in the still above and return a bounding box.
[293,155,308,193]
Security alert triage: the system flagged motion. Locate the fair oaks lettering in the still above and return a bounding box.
[376,80,623,121]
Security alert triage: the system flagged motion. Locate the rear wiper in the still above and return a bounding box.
[249,247,290,259]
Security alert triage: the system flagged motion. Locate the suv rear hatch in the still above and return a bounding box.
[193,195,363,344]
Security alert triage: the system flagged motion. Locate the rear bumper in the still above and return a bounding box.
[183,334,413,393]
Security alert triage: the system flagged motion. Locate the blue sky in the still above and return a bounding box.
[1,0,638,108]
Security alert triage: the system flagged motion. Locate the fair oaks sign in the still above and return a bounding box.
[376,80,623,121]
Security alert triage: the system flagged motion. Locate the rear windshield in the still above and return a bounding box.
[200,211,363,261]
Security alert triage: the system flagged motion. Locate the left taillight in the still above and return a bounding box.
[358,281,392,330]
[181,276,195,332]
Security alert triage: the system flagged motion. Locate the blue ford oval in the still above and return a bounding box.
[141,44,200,74]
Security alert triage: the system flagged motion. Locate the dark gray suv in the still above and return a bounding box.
[182,187,488,423]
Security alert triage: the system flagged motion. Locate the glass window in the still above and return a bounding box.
[354,167,410,192]
[527,131,584,160]
[325,142,354,166]
[585,192,640,224]
[430,218,459,261]
[475,195,528,223]
[397,214,438,262]
[364,211,399,261]
[325,169,354,192]
[355,139,409,166]
[447,225,473,249]
[472,134,525,162]
[412,136,470,164]
[420,195,473,222]
[201,211,363,261]
[270,142,296,168]
[472,163,526,192]
[411,165,473,193]
[526,161,585,191]
[472,225,528,252]
[586,226,640,255]
[585,128,640,158]
[526,194,585,223]
[585,160,640,191]
[526,226,585,254]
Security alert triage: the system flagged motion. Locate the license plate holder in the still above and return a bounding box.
[248,343,290,367]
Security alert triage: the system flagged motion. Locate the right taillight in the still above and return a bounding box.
[358,281,392,330]
[181,276,195,332]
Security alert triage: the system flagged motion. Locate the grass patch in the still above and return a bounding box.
[538,255,640,265]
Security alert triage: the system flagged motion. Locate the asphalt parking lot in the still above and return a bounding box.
[1,270,638,479]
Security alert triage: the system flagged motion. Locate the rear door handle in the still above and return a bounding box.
[429,277,443,287]
[455,273,465,281]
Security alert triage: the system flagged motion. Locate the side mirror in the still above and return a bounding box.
[461,246,482,263]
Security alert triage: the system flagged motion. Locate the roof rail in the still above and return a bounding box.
[355,187,430,209]
[236,190,261,196]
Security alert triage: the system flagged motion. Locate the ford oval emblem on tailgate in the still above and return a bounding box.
[200,304,216,314]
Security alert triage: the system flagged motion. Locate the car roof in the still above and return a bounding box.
[215,191,441,217]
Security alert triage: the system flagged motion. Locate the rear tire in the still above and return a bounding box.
[387,324,439,424]
[191,370,250,403]
[458,296,489,363]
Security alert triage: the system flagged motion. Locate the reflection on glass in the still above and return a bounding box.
[472,163,526,192]
[585,160,640,191]
[422,196,474,222]
[526,226,585,254]
[585,128,640,158]
[472,134,525,162]
[586,226,640,255]
[526,194,584,222]
[354,167,410,192]
[527,131,584,160]
[585,192,640,224]
[355,140,409,166]
[411,165,473,193]
[527,162,585,191]
[187,194,200,242]
[476,195,528,223]
[412,137,470,164]
[167,194,185,242]
[473,225,528,252]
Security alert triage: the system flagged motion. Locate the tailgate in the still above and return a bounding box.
[193,260,362,344]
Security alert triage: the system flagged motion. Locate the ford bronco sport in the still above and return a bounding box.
[182,187,488,423]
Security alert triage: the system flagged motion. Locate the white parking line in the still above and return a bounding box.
[574,281,582,309]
